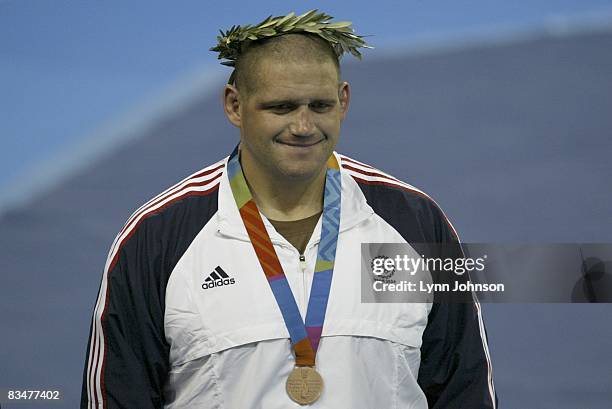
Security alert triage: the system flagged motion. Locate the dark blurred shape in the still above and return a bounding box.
[572,255,612,302]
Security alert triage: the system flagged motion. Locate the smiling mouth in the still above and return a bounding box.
[276,139,324,148]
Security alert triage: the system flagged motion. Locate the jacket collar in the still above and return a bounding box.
[216,151,374,244]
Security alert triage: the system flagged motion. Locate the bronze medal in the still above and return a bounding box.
[286,366,324,405]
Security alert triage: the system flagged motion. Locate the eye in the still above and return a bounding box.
[268,104,295,114]
[309,102,333,113]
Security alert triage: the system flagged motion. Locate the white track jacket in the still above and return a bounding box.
[82,151,497,409]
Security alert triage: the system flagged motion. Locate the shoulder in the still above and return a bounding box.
[337,153,459,243]
[106,158,226,273]
[121,157,224,238]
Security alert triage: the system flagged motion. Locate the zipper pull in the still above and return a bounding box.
[299,254,307,273]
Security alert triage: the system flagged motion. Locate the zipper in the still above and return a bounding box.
[299,253,307,314]
[299,254,307,271]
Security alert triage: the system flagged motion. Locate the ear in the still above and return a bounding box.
[223,84,242,128]
[338,81,351,120]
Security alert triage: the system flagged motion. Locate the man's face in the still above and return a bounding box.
[225,57,350,183]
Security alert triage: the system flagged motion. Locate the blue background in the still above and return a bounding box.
[1,1,612,408]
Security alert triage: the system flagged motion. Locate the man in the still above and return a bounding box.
[82,10,497,408]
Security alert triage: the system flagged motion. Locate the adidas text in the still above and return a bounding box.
[202,277,235,290]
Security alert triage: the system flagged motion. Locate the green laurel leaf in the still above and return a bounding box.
[210,9,372,68]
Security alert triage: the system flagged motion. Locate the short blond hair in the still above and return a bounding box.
[234,33,341,94]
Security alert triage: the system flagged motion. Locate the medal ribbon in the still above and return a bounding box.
[227,150,341,367]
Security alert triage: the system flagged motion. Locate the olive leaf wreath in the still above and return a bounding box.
[210,9,371,83]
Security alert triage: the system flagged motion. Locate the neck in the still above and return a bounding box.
[241,159,327,222]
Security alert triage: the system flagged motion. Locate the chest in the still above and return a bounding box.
[164,215,429,366]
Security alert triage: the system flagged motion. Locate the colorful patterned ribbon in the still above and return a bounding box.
[227,149,341,366]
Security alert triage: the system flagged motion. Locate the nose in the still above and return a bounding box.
[289,106,316,138]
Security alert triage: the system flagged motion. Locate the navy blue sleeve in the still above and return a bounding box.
[415,204,497,409]
[81,190,219,408]
[81,232,170,409]
[417,298,496,408]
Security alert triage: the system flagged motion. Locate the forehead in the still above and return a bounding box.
[246,58,340,100]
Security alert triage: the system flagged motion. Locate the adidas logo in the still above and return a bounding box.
[201,266,236,290]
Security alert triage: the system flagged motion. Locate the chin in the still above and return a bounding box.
[277,163,324,181]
